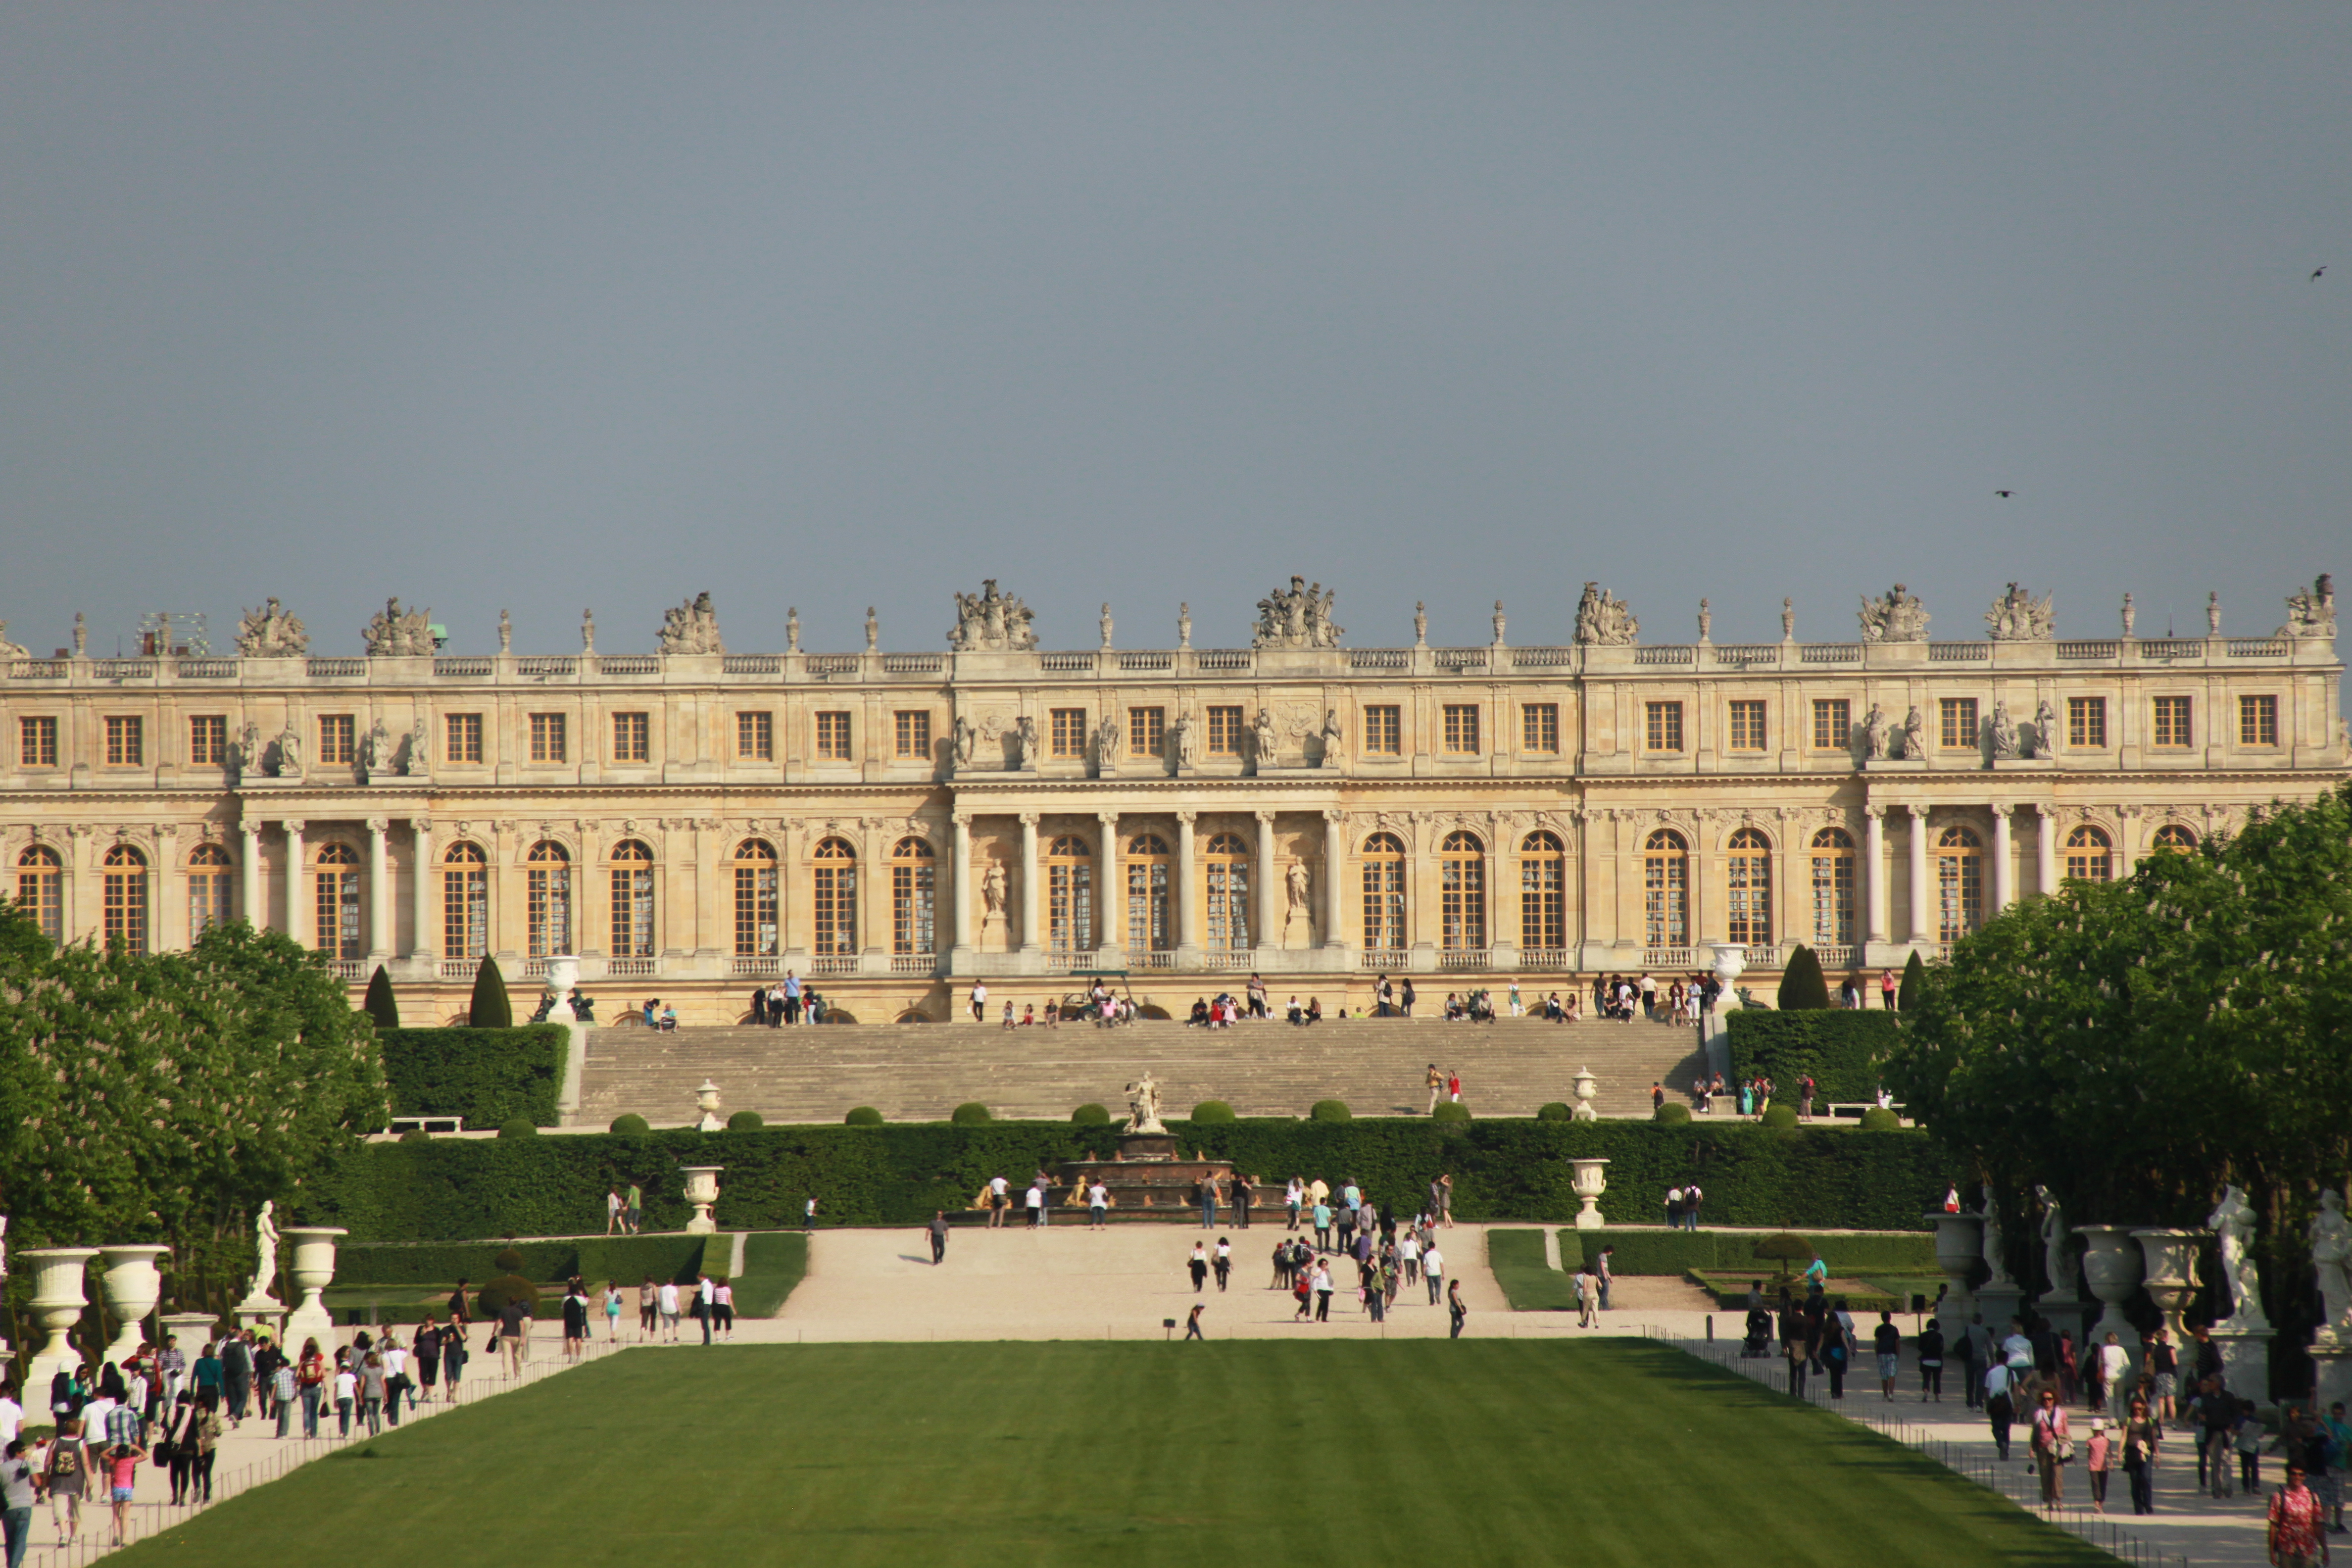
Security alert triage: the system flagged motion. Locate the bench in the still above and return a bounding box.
[388,1115,466,1134]
[1825,1102,1904,1121]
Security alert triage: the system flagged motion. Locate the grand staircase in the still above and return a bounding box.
[574,1015,1707,1127]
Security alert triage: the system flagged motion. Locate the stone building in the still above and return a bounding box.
[1,575,2341,1024]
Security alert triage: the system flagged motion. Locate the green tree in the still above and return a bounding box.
[1896,950,1924,1013]
[1776,945,1830,1010]
[468,956,514,1028]
[363,965,401,1029]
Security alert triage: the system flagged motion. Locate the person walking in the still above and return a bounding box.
[927,1210,950,1265]
[1184,1305,1206,1341]
[295,1339,326,1439]
[2271,1460,2332,1568]
[1983,1360,2016,1459]
[381,1337,409,1424]
[1448,1279,1468,1339]
[1575,1266,1597,1329]
[1213,1237,1232,1292]
[43,1419,92,1543]
[1025,1181,1046,1229]
[440,1322,468,1403]
[157,1393,197,1504]
[1423,1241,1446,1306]
[562,1286,589,1361]
[1311,1262,1334,1323]
[0,1437,38,1568]
[1087,1179,1110,1228]
[331,1359,356,1436]
[220,1332,251,1425]
[1199,1173,1220,1230]
[1311,1199,1333,1254]
[101,1437,144,1547]
[1874,1312,1903,1400]
[2120,1397,2160,1513]
[1425,1064,1443,1115]
[2030,1386,2072,1504]
[1916,1319,1945,1402]
[1188,1243,1209,1293]
[604,1279,625,1341]
[1233,1173,1253,1230]
[606,1186,625,1235]
[1285,1177,1303,1230]
[2085,1420,2112,1514]
[657,1278,681,1342]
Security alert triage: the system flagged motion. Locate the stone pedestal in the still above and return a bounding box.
[1975,1282,2026,1340]
[1702,943,1745,1078]
[1569,1159,1610,1230]
[2034,1291,2087,1347]
[1928,1213,1982,1339]
[98,1245,172,1368]
[2313,1340,2352,1413]
[682,1166,724,1234]
[2076,1225,2146,1362]
[23,1247,98,1402]
[159,1311,225,1369]
[281,1227,347,1351]
[2212,1323,2275,1402]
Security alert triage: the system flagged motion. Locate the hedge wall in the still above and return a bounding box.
[1723,1011,1902,1104]
[337,1233,708,1288]
[379,1025,571,1129]
[295,1119,1957,1241]
[1563,1228,1936,1276]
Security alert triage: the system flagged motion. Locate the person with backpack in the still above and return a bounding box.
[42,1419,91,1542]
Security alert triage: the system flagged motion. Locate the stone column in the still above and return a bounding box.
[281,820,308,948]
[240,821,265,932]
[409,818,436,964]
[1096,812,1121,954]
[1254,809,1279,952]
[366,817,392,959]
[1174,810,1199,963]
[2034,803,2058,898]
[1906,803,1930,947]
[1017,811,1041,953]
[1863,806,1888,946]
[1322,809,1346,950]
[950,812,974,960]
[1990,802,2015,911]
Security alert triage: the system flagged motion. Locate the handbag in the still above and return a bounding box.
[2055,1437,2076,1463]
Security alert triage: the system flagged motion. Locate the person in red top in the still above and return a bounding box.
[2270,1461,2330,1568]
[295,1340,327,1440]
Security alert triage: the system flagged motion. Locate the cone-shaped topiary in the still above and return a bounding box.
[363,965,400,1029]
[1776,945,1831,1011]
[1072,1104,1110,1126]
[609,1113,651,1135]
[468,955,513,1028]
[845,1106,884,1126]
[1190,1101,1236,1124]
[727,1109,764,1131]
[1310,1099,1352,1124]
[1654,1102,1692,1125]
[1898,950,1925,1013]
[950,1102,992,1126]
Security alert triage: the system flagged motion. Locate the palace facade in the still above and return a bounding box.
[2,576,2342,1023]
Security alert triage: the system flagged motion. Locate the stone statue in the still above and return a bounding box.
[1414,601,1428,646]
[1781,597,1795,639]
[948,581,1036,651]
[360,718,392,779]
[1492,600,1508,645]
[1252,576,1343,649]
[73,612,86,657]
[234,597,309,657]
[498,609,512,653]
[1988,701,2019,760]
[1121,1071,1167,1135]
[1013,714,1037,769]
[1286,858,1312,914]
[658,592,725,655]
[1858,584,1930,643]
[2034,1184,2079,1296]
[1094,713,1120,772]
[361,597,436,657]
[404,714,430,775]
[981,861,1008,920]
[2207,1184,2267,1328]
[1176,603,1191,649]
[2312,1189,2352,1343]
[2281,574,2336,640]
[1696,598,1712,641]
[1171,714,1197,770]
[2121,593,2136,636]
[237,721,263,778]
[1984,583,2056,641]
[275,726,304,777]
[0,621,27,660]
[953,716,978,769]
[1319,708,1343,767]
[1894,706,1924,760]
[865,606,879,652]
[582,609,596,652]
[1099,603,1114,649]
[2027,698,2057,760]
[1861,703,1887,760]
[786,607,801,652]
[1572,583,1639,646]
[255,1199,279,1294]
[2207,591,2222,636]
[1252,708,1278,769]
[1980,1183,2016,1286]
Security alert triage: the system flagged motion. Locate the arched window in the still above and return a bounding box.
[1126,833,1171,953]
[1361,833,1406,951]
[1519,831,1564,952]
[812,838,857,956]
[442,842,489,959]
[609,839,655,958]
[1726,828,1772,948]
[17,844,63,944]
[1440,830,1485,951]
[1044,833,1093,953]
[2152,823,2198,853]
[189,842,233,936]
[890,837,935,956]
[1645,830,1689,950]
[733,839,778,957]
[1204,832,1250,951]
[2064,824,2113,883]
[524,841,571,958]
[101,843,148,954]
[1936,825,1982,942]
[1809,828,1855,947]
[317,842,364,959]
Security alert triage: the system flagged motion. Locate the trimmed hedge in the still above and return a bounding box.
[468,956,514,1029]
[1562,1228,1937,1276]
[336,1234,712,1289]
[1072,1105,1110,1126]
[1724,1010,1900,1104]
[1430,1102,1471,1124]
[1191,1102,1236,1124]
[1311,1100,1352,1124]
[1777,945,1831,1010]
[950,1103,992,1126]
[294,1119,1958,1241]
[1655,1103,1691,1126]
[845,1108,884,1127]
[611,1114,651,1135]
[728,1110,765,1131]
[380,1025,571,1129]
[1537,1103,1572,1122]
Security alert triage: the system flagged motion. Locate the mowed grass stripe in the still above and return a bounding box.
[114,1342,2110,1568]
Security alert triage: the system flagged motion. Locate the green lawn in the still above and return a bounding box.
[117,1341,2106,1568]
[1486,1226,1580,1310]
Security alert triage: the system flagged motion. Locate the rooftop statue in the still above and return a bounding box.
[948,580,1036,651]
[2282,573,2336,640]
[1253,576,1343,649]
[1572,583,1638,646]
[361,597,435,657]
[658,592,724,655]
[1984,582,2055,641]
[1858,583,1930,643]
[0,621,28,659]
[236,597,309,657]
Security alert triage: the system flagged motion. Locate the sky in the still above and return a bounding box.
[2,4,2348,658]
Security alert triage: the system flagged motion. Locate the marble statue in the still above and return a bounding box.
[362,597,436,657]
[1414,602,1428,646]
[234,597,309,657]
[255,1200,279,1293]
[404,715,430,775]
[2027,699,2057,760]
[2121,593,2136,636]
[1171,714,1197,770]
[865,606,879,651]
[275,726,304,777]
[1121,1071,1167,1135]
[237,722,263,778]
[1572,583,1638,646]
[1286,859,1312,914]
[2207,592,2222,636]
[0,622,27,659]
[1319,708,1343,767]
[1980,1183,2015,1286]
[1252,708,1278,768]
[1861,703,1887,759]
[1493,600,1508,645]
[1781,597,1795,639]
[1984,582,2055,641]
[981,861,1008,918]
[2034,1184,2079,1296]
[948,581,1035,651]
[1858,584,1930,643]
[1099,603,1114,649]
[2313,1190,2352,1342]
[953,717,977,769]
[360,718,392,779]
[1094,713,1121,771]
[1253,576,1343,649]
[498,609,512,653]
[786,607,800,652]
[2281,574,2336,640]
[1013,715,1037,769]
[1176,603,1191,649]
[658,592,724,655]
[2207,1184,2267,1328]
[1988,701,2019,760]
[1696,598,1712,641]
[1894,706,1924,760]
[582,609,596,652]
[73,613,85,657]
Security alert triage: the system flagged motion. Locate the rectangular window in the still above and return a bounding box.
[1364,705,1401,756]
[2067,696,2107,749]
[1811,699,1850,750]
[611,711,650,763]
[1049,708,1087,759]
[1727,700,1767,752]
[19,716,58,767]
[1938,698,1979,750]
[1127,706,1165,757]
[892,857,936,955]
[104,716,144,767]
[2239,694,2279,748]
[1520,703,1559,754]
[1644,701,1683,752]
[1443,704,1480,755]
[735,710,773,761]
[317,714,356,765]
[445,712,484,764]
[189,715,228,765]
[2153,695,2194,749]
[895,710,932,760]
[1206,705,1245,756]
[815,711,852,761]
[529,712,567,763]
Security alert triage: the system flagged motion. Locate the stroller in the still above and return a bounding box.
[1742,1305,1774,1359]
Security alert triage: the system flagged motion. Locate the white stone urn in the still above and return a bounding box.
[2132,1227,2205,1345]
[682,1166,725,1234]
[2076,1225,2145,1356]
[280,1226,347,1352]
[98,1244,172,1368]
[544,955,580,1020]
[1570,1066,1599,1122]
[1704,943,1747,1075]
[1928,1212,1982,1334]
[695,1079,724,1132]
[23,1247,99,1398]
[1569,1158,1610,1230]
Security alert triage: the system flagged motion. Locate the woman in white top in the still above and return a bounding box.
[1086,1181,1110,1228]
[381,1341,410,1423]
[1285,1179,1304,1229]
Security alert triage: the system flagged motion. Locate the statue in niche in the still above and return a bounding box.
[360,718,392,779]
[1572,583,1638,646]
[2207,1184,2267,1328]
[405,714,431,775]
[1988,701,2020,760]
[657,592,724,655]
[274,726,304,777]
[1170,714,1197,771]
[361,597,436,657]
[237,722,264,779]
[1319,708,1344,768]
[1892,707,1924,760]
[1858,584,1930,643]
[2281,574,2336,640]
[948,581,1036,651]
[234,598,309,657]
[2027,698,2057,760]
[953,717,978,769]
[1094,713,1121,773]
[1012,715,1038,769]
[1984,583,2055,641]
[1286,859,1312,915]
[1861,703,1888,760]
[1252,708,1278,769]
[1252,576,1343,650]
[981,861,1008,919]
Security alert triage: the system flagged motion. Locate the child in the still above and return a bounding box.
[2085,1419,2112,1514]
[106,1441,146,1546]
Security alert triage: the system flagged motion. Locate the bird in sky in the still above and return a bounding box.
[1994,490,2014,499]
[2315,266,2328,281]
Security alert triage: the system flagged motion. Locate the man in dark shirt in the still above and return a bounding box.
[1875,1311,1905,1400]
[449,1278,473,1327]
[498,1296,530,1376]
[927,1211,949,1265]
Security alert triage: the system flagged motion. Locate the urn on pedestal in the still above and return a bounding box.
[23,1247,99,1396]
[1569,1067,1600,1123]
[1569,1159,1611,1230]
[2131,1227,2205,1345]
[280,1227,348,1350]
[2075,1225,2146,1360]
[98,1245,173,1368]
[682,1166,725,1234]
[1927,1212,1982,1337]
[695,1080,724,1132]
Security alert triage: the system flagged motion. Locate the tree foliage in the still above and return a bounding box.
[467,956,513,1028]
[1777,945,1831,1010]
[363,965,401,1029]
[1897,951,1924,1013]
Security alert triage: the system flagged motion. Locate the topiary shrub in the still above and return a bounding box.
[609,1113,651,1136]
[1898,950,1925,1013]
[1310,1099,1352,1124]
[950,1102,992,1126]
[1777,945,1831,1011]
[1430,1101,1471,1124]
[1858,1106,1902,1132]
[476,1274,539,1318]
[399,1127,430,1144]
[1761,1104,1800,1130]
[497,1117,538,1139]
[363,965,401,1029]
[1654,1102,1692,1125]
[844,1106,884,1126]
[492,1247,527,1274]
[467,956,514,1029]
[727,1110,764,1131]
[1536,1102,1572,1122]
[1190,1101,1236,1124]
[1071,1104,1110,1126]
[1752,1232,1816,1276]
